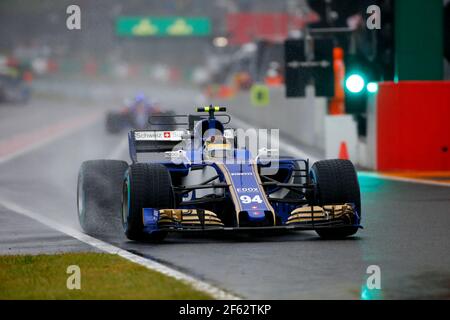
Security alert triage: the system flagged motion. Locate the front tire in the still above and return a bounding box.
[122,163,174,241]
[77,160,128,235]
[310,159,361,239]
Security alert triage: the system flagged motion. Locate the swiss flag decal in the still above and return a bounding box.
[164,132,171,138]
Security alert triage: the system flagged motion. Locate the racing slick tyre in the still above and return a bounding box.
[77,160,128,235]
[310,159,361,239]
[122,163,174,242]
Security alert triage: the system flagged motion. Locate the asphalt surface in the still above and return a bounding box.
[0,205,98,255]
[0,85,449,299]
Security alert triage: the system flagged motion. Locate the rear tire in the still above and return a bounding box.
[310,159,361,239]
[122,163,174,241]
[77,160,128,235]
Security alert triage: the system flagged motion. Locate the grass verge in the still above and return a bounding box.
[0,252,212,299]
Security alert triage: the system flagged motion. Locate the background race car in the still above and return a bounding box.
[79,106,362,242]
[0,66,32,105]
[105,94,175,133]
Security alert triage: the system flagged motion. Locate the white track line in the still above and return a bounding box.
[0,197,240,300]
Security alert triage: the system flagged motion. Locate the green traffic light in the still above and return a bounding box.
[367,82,379,93]
[345,74,365,93]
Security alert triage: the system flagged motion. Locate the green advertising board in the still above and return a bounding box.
[116,17,211,37]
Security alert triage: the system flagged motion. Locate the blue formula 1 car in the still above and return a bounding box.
[105,94,175,134]
[78,106,362,241]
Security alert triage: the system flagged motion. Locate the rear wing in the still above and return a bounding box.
[149,113,231,131]
[128,130,186,162]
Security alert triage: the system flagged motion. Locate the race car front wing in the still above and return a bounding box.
[141,204,361,234]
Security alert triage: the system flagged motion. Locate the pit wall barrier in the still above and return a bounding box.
[217,86,328,152]
[370,81,450,171]
[325,115,358,162]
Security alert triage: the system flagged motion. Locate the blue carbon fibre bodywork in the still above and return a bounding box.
[142,208,160,233]
[140,157,306,232]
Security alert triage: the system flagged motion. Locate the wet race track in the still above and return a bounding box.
[1,85,449,299]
